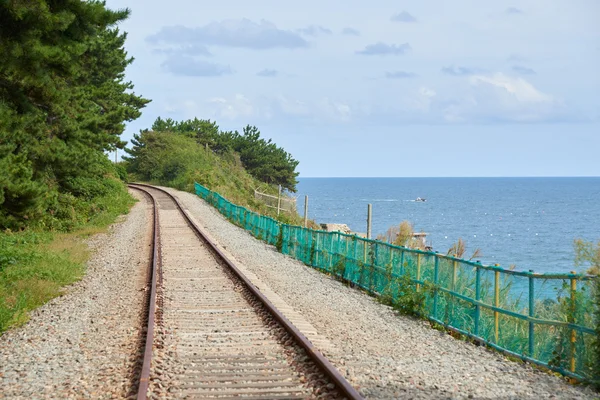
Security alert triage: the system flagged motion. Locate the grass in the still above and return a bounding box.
[128,135,307,226]
[0,183,135,334]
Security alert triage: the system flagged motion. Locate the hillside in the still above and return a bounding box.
[124,117,303,224]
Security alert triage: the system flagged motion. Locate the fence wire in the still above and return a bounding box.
[254,188,296,213]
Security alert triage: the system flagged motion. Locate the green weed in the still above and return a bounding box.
[0,184,134,334]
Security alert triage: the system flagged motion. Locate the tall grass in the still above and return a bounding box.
[0,181,135,334]
[284,223,597,381]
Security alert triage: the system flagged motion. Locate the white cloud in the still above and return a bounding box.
[206,94,257,119]
[411,87,437,113]
[296,25,332,36]
[356,42,411,56]
[147,19,308,50]
[275,96,311,116]
[462,73,564,122]
[419,87,436,98]
[470,73,553,103]
[317,98,352,121]
[160,74,567,126]
[161,56,232,76]
[354,74,568,124]
[175,94,354,123]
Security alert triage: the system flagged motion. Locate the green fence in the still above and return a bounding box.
[194,182,598,381]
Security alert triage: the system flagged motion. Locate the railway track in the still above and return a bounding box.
[129,184,362,400]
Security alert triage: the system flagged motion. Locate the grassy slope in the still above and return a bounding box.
[0,181,135,333]
[129,132,306,226]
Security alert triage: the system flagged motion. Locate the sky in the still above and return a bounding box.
[105,0,600,177]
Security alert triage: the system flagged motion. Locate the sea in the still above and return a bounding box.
[295,177,600,274]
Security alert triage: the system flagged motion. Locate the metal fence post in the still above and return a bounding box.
[329,232,335,270]
[494,267,500,343]
[416,254,422,292]
[315,233,320,266]
[475,265,481,337]
[399,249,405,275]
[528,270,535,357]
[433,255,439,319]
[570,271,577,373]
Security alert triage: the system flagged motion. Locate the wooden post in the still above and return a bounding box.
[292,228,297,257]
[570,271,577,373]
[494,266,500,343]
[277,185,282,216]
[367,204,372,239]
[303,195,308,228]
[452,256,458,290]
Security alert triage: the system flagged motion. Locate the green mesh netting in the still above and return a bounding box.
[194,182,598,381]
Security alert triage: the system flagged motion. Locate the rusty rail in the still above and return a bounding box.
[128,185,160,400]
[129,183,363,400]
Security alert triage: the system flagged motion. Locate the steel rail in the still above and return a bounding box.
[130,183,363,400]
[128,185,160,400]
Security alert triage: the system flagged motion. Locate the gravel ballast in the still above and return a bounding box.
[163,186,596,400]
[0,190,152,399]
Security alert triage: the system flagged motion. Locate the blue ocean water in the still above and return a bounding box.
[296,177,600,274]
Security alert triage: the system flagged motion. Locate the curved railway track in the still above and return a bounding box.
[129,184,362,400]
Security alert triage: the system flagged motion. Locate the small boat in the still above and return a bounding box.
[415,197,427,202]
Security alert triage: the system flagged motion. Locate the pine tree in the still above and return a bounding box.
[0,1,150,229]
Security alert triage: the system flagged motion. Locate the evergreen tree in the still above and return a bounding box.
[136,117,299,191]
[0,1,150,229]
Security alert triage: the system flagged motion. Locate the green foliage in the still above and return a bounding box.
[275,229,284,252]
[141,117,299,192]
[309,236,317,265]
[114,162,128,182]
[574,239,600,275]
[124,129,304,224]
[573,238,600,386]
[377,220,426,250]
[0,1,149,230]
[333,258,346,280]
[379,260,427,317]
[391,274,427,316]
[0,186,134,333]
[232,125,299,192]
